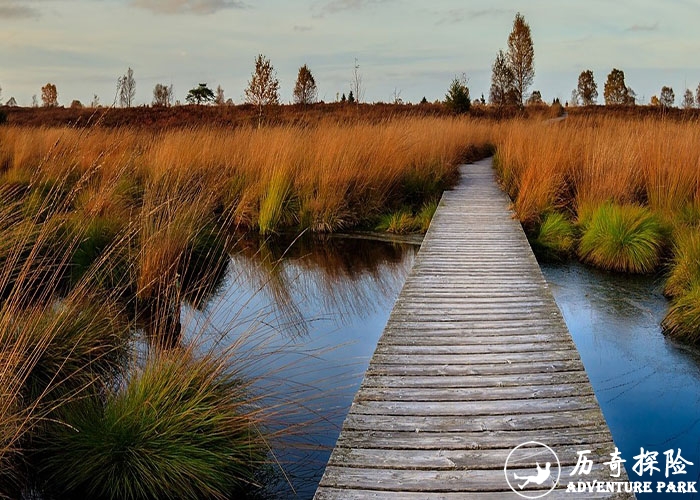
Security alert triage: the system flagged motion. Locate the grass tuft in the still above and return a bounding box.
[530,212,576,260]
[663,285,700,343]
[578,202,665,273]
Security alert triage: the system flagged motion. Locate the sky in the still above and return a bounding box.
[1,0,699,107]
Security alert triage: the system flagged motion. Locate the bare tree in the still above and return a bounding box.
[351,58,364,104]
[41,83,58,107]
[391,87,403,105]
[215,85,225,105]
[90,94,100,108]
[245,54,280,124]
[152,83,173,107]
[293,64,318,105]
[682,88,695,109]
[696,83,700,108]
[118,67,136,107]
[506,12,535,105]
[31,94,38,108]
[5,97,17,107]
[577,70,598,105]
[569,89,580,107]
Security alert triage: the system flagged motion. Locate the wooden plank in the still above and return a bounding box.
[314,158,625,499]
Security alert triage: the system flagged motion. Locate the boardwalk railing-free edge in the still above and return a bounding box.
[314,158,631,499]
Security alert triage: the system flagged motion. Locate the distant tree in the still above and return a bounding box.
[526,90,543,105]
[696,83,700,108]
[225,98,234,106]
[70,100,83,109]
[117,67,136,107]
[347,90,355,103]
[215,85,225,105]
[90,94,100,108]
[420,96,428,105]
[444,74,471,114]
[659,86,675,108]
[603,69,628,105]
[577,70,598,105]
[625,86,637,106]
[186,83,215,105]
[650,96,660,106]
[31,94,38,108]
[293,64,318,105]
[5,97,16,107]
[245,54,280,123]
[351,58,364,103]
[682,88,694,109]
[340,93,347,103]
[41,83,58,107]
[391,87,403,105]
[506,12,535,106]
[489,49,516,107]
[152,83,173,107]
[569,89,580,107]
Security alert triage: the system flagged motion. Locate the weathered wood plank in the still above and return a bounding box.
[314,158,625,499]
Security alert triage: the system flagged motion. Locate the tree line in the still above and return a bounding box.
[3,12,699,112]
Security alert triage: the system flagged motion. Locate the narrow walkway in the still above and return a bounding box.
[314,158,630,499]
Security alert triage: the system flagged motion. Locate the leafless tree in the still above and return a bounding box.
[118,67,136,107]
[152,83,173,107]
[682,88,695,109]
[215,85,225,105]
[351,58,364,103]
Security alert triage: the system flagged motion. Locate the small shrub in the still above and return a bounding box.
[416,200,439,232]
[578,202,665,273]
[531,212,575,260]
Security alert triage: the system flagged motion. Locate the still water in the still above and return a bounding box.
[541,261,700,499]
[182,235,418,498]
[184,234,700,499]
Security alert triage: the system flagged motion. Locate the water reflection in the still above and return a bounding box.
[182,234,417,498]
[541,261,700,499]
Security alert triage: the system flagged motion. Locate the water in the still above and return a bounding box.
[182,235,418,498]
[541,261,700,498]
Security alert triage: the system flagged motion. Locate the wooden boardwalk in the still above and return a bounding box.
[314,158,630,499]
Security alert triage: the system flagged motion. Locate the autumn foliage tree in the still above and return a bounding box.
[245,54,280,124]
[682,88,695,109]
[660,86,675,108]
[603,69,629,105]
[293,64,318,105]
[506,12,535,105]
[489,49,516,107]
[577,70,598,105]
[41,83,58,107]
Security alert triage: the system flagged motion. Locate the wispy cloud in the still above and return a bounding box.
[0,3,40,19]
[314,0,394,18]
[435,7,508,25]
[130,0,246,15]
[293,24,312,32]
[627,21,659,32]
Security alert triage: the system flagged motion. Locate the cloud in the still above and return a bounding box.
[293,25,312,32]
[435,7,508,25]
[314,0,393,18]
[0,3,39,19]
[130,0,246,15]
[627,21,659,32]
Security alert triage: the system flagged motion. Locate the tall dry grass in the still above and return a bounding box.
[494,114,700,341]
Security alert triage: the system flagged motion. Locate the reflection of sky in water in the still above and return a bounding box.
[181,236,417,499]
[542,262,700,499]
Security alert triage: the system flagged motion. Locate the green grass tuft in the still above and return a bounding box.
[663,285,700,344]
[415,200,439,232]
[38,351,266,500]
[530,212,575,260]
[375,210,416,234]
[665,228,700,298]
[578,202,665,273]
